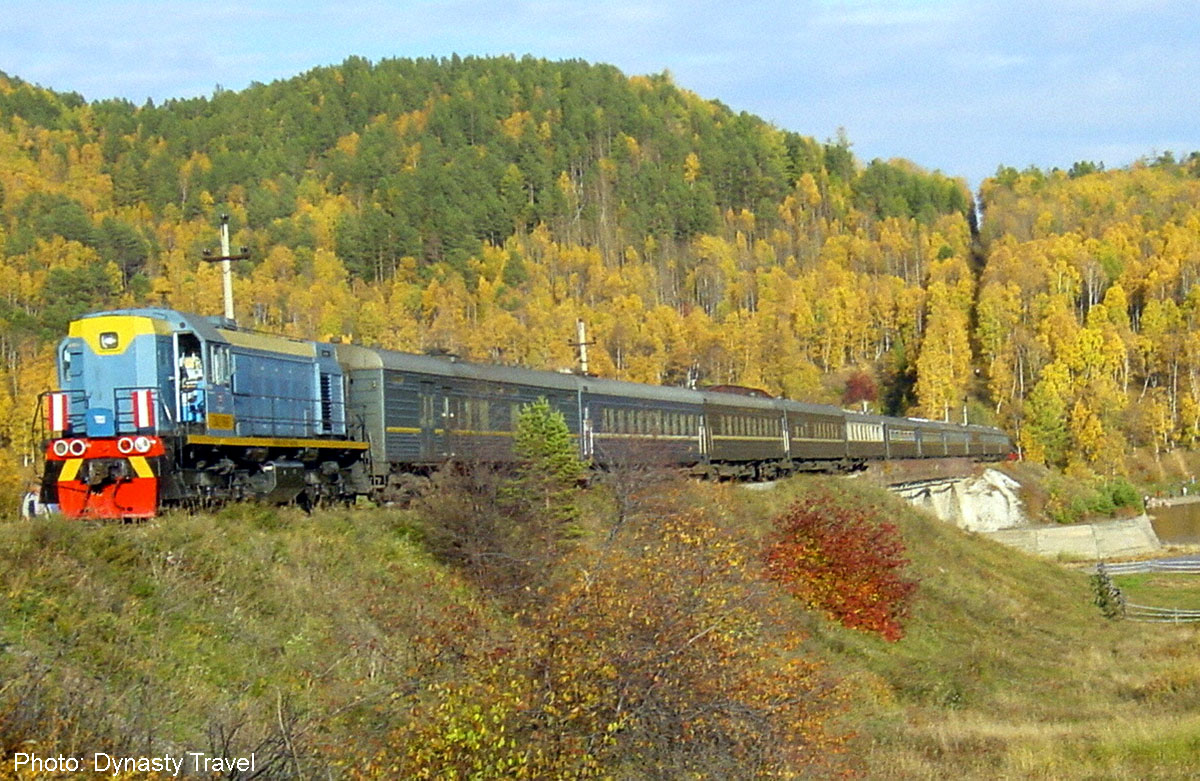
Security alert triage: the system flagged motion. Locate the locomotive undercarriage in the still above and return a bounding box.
[162,438,370,511]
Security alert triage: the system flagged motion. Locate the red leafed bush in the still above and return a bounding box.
[763,487,917,641]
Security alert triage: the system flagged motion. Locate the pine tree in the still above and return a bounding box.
[510,397,587,524]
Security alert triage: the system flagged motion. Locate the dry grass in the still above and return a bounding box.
[737,475,1200,779]
[3,473,1200,777]
[0,504,499,774]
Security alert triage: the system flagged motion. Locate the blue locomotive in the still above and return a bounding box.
[41,308,367,518]
[39,307,1012,519]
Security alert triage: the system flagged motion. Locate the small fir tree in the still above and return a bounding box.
[1090,564,1126,620]
[510,397,587,523]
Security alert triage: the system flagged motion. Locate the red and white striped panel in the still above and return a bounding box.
[46,392,69,433]
[132,389,156,429]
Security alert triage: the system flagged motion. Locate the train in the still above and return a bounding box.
[37,307,1013,519]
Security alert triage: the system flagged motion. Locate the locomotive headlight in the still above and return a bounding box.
[68,439,87,456]
[52,440,70,457]
[117,437,134,454]
[133,436,152,453]
[99,331,119,350]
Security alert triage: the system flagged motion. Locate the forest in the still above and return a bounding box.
[1,54,1199,501]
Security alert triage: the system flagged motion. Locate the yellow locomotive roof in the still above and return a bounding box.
[68,313,171,355]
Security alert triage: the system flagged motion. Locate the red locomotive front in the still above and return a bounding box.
[43,431,165,519]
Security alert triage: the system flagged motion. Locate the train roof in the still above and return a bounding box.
[778,397,851,417]
[701,388,782,411]
[336,340,580,392]
[578,375,704,404]
[76,308,321,358]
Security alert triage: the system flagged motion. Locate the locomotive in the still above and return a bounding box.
[38,307,1013,519]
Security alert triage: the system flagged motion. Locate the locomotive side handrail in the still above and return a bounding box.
[38,387,174,437]
[229,388,348,438]
[37,389,88,435]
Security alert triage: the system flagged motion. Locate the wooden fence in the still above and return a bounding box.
[1095,561,1200,623]
[1122,603,1200,623]
[1098,560,1200,575]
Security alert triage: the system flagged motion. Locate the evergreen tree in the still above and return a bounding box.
[510,397,587,524]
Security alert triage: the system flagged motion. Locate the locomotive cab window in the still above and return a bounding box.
[62,345,83,379]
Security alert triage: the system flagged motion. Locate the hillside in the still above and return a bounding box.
[2,55,1200,492]
[0,56,975,507]
[977,160,1200,475]
[2,476,1199,777]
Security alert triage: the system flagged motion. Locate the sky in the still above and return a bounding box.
[4,0,1199,188]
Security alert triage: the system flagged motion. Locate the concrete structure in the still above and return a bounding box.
[887,466,1163,560]
[891,469,1027,532]
[982,515,1161,560]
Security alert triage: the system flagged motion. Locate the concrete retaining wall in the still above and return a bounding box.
[982,515,1161,559]
[888,467,1163,560]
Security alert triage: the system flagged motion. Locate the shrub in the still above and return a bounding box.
[1046,474,1144,523]
[763,487,918,641]
[415,399,589,606]
[1091,566,1126,620]
[1104,477,1142,512]
[374,510,851,778]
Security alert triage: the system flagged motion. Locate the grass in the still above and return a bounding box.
[738,475,1200,778]
[1114,573,1200,610]
[2,475,1200,777]
[0,504,504,774]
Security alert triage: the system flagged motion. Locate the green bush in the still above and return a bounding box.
[1046,474,1143,523]
[1104,477,1142,511]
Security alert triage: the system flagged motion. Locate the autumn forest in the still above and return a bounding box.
[2,55,1199,496]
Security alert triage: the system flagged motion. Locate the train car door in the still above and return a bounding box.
[418,381,436,460]
[173,332,204,428]
[579,387,594,459]
[156,337,175,430]
[418,381,448,460]
[441,385,457,457]
[581,410,594,459]
[205,343,234,432]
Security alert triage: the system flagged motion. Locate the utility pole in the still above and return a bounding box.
[201,214,250,323]
[568,318,596,375]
